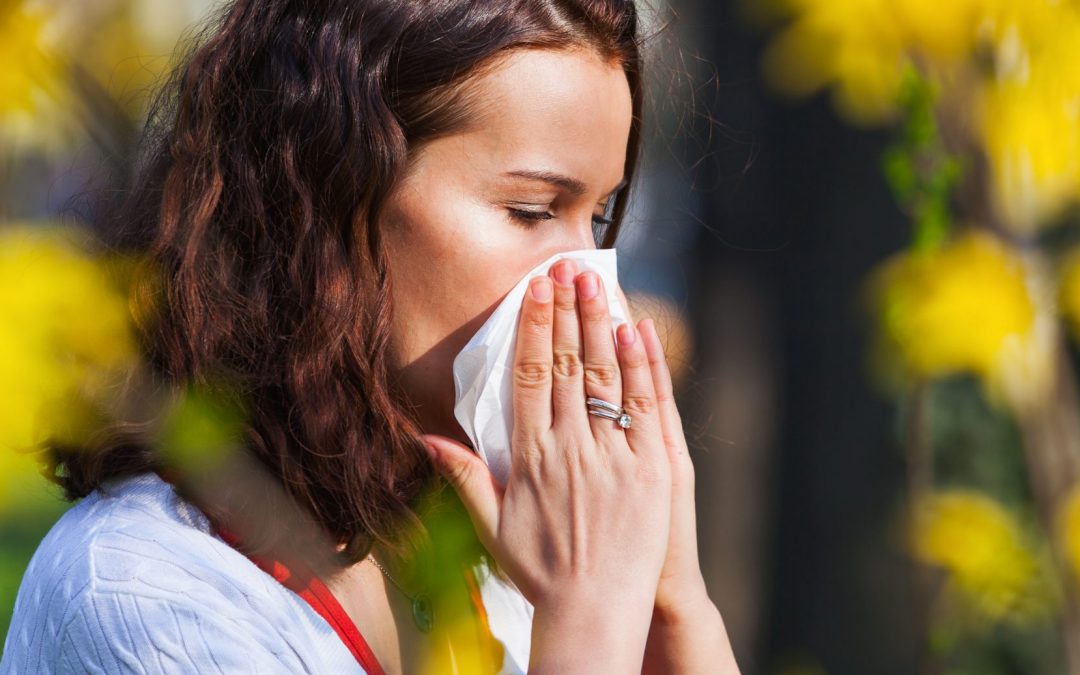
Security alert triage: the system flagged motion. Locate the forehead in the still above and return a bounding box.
[409,47,633,192]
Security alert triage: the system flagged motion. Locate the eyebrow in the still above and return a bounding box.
[504,170,628,198]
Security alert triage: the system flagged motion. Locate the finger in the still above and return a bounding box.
[422,434,503,547]
[639,318,687,454]
[575,271,622,438]
[549,259,587,427]
[615,322,663,455]
[512,276,554,440]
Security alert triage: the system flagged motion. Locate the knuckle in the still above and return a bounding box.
[624,394,656,417]
[514,360,552,388]
[445,458,475,488]
[654,382,675,405]
[523,313,552,336]
[511,435,544,469]
[584,362,619,389]
[580,303,610,324]
[620,348,649,370]
[552,350,583,378]
[554,291,577,313]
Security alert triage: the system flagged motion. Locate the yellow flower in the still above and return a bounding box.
[980,80,1080,234]
[762,0,908,125]
[0,224,137,457]
[868,231,1053,409]
[912,490,1052,620]
[974,3,1080,233]
[0,1,72,153]
[1057,484,1080,585]
[894,0,986,65]
[1058,248,1080,343]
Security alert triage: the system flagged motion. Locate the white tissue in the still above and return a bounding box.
[452,248,629,486]
[451,248,628,674]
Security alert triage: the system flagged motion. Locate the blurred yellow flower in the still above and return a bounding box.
[1056,248,1080,346]
[418,572,504,675]
[868,231,1053,409]
[1057,483,1080,585]
[0,0,72,152]
[760,0,989,125]
[975,2,1080,233]
[912,490,1052,620]
[893,0,985,65]
[980,81,1080,234]
[762,0,907,125]
[0,224,137,460]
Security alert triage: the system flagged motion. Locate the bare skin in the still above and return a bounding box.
[323,46,740,674]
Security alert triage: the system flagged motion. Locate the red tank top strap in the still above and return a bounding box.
[153,468,387,675]
[214,526,387,675]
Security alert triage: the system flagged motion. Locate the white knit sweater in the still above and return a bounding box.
[0,472,365,673]
[0,472,534,673]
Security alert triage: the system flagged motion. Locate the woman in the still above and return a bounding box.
[2,0,739,672]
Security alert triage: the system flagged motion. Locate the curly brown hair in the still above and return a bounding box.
[52,0,645,566]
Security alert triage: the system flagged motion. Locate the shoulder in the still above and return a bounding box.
[1,472,363,674]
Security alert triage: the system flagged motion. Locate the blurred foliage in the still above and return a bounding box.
[0,0,218,654]
[756,0,1080,672]
[756,0,1080,235]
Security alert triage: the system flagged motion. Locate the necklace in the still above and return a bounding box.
[367,554,435,633]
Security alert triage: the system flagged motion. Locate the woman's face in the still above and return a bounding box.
[380,47,632,442]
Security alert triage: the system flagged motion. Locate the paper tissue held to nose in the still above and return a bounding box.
[452,248,630,486]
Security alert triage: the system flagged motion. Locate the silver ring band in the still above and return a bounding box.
[586,397,632,429]
[586,397,622,414]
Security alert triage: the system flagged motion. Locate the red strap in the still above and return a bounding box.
[215,527,387,675]
[154,469,386,675]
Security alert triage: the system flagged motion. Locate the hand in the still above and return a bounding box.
[422,259,672,673]
[636,318,739,674]
[636,317,711,618]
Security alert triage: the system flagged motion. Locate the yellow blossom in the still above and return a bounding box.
[973,3,1080,233]
[893,0,985,65]
[762,0,907,125]
[0,224,137,460]
[1058,248,1080,344]
[0,1,72,153]
[912,490,1052,620]
[1057,484,1080,585]
[867,231,1053,409]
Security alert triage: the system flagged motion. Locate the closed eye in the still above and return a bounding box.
[507,208,615,229]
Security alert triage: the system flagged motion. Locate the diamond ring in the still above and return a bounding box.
[586,396,632,429]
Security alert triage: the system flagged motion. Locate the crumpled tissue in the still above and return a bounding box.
[452,247,630,486]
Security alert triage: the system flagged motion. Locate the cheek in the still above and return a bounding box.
[383,192,546,366]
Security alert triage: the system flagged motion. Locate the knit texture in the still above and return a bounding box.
[0,472,363,674]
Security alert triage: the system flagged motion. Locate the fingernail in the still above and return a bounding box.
[552,260,576,285]
[642,318,657,339]
[422,441,438,462]
[577,272,599,300]
[617,322,636,346]
[531,277,552,301]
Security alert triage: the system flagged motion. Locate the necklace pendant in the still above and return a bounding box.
[412,594,434,633]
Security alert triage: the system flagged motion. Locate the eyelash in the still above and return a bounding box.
[507,208,615,228]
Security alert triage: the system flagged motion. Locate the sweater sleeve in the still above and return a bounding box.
[54,589,307,675]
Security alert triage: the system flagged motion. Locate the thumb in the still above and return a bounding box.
[421,434,502,543]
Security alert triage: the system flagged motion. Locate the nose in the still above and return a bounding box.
[566,215,600,251]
